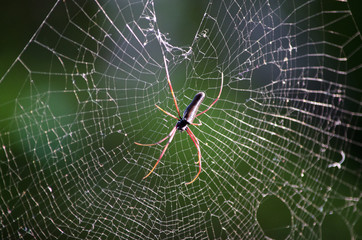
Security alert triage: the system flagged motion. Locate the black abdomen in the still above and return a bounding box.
[183,92,205,124]
[176,92,205,132]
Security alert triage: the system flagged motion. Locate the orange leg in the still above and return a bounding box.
[196,72,223,117]
[185,128,201,185]
[134,126,175,146]
[163,55,181,118]
[142,126,177,180]
[155,104,179,120]
[190,120,202,126]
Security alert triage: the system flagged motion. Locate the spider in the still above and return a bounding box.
[135,56,223,184]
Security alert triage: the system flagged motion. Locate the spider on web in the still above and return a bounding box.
[135,55,223,184]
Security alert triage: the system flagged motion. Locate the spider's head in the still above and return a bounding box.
[176,118,189,132]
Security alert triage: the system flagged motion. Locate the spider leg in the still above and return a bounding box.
[196,72,223,117]
[143,126,177,180]
[190,119,202,126]
[155,104,179,120]
[185,128,201,185]
[163,55,181,118]
[134,125,175,146]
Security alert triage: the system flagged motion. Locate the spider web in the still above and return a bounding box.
[1,0,361,239]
